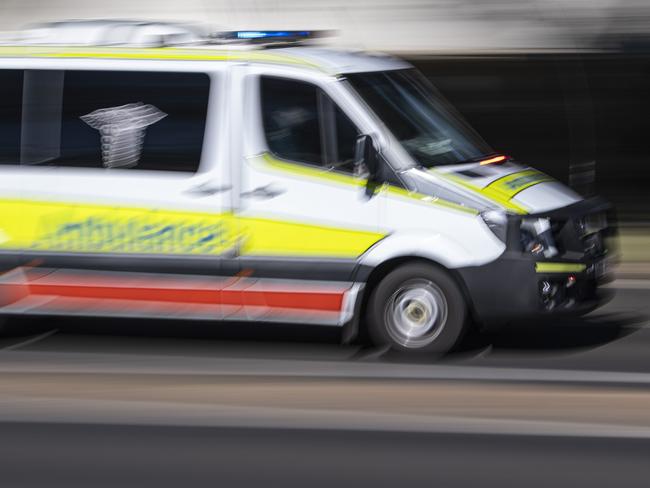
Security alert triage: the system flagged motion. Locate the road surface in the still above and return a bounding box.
[0,282,648,486]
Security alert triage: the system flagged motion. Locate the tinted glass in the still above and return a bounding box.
[261,76,360,173]
[0,70,23,163]
[347,69,493,168]
[334,105,360,173]
[261,77,323,166]
[60,71,210,171]
[0,69,210,172]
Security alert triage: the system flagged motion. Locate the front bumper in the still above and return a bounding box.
[457,196,616,323]
[457,254,612,324]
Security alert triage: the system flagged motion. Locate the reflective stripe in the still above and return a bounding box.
[0,197,382,259]
[431,168,555,215]
[431,169,529,214]
[238,216,384,258]
[0,267,351,324]
[0,198,237,256]
[253,154,479,215]
[27,282,344,311]
[0,46,323,70]
[485,169,554,200]
[535,262,586,273]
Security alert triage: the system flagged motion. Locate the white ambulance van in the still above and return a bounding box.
[0,22,614,354]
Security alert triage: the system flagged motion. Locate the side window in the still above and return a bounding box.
[0,69,211,172]
[260,76,360,174]
[0,70,23,164]
[261,77,323,166]
[59,71,210,172]
[333,104,361,173]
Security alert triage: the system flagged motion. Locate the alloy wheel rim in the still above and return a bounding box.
[384,279,448,348]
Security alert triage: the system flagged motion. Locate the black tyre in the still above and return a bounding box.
[366,263,468,354]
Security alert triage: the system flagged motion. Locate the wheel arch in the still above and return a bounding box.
[343,255,478,344]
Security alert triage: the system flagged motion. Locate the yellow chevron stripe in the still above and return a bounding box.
[430,169,541,214]
[253,154,478,215]
[485,169,554,200]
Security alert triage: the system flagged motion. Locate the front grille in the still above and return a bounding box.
[549,211,611,260]
[538,275,598,311]
[582,232,606,258]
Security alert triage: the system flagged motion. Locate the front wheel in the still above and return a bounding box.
[366,263,468,355]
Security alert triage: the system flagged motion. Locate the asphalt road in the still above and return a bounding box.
[1,423,649,488]
[0,283,648,486]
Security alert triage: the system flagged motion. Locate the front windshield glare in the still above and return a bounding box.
[346,69,493,168]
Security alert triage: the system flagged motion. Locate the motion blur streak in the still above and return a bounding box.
[0,1,648,486]
[0,267,351,323]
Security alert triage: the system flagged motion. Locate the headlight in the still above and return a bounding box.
[481,210,508,243]
[521,218,558,258]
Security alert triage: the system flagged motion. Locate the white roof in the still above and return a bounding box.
[16,19,204,47]
[269,46,410,74]
[0,20,412,75]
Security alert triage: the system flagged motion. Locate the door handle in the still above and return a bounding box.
[241,183,286,199]
[185,183,232,197]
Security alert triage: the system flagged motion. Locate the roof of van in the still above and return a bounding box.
[0,44,410,75]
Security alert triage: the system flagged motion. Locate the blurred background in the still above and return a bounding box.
[1,2,650,487]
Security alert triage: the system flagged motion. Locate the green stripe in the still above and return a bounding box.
[535,262,586,273]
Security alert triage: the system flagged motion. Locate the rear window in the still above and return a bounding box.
[0,69,211,172]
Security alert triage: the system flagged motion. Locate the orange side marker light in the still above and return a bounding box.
[479,155,507,165]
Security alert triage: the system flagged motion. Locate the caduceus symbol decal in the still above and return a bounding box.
[80,102,167,168]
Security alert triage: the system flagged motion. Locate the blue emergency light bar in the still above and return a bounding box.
[234,30,312,40]
[214,30,331,44]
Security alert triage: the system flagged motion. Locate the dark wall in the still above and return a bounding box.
[408,54,650,221]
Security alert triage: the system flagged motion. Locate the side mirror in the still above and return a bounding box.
[354,134,381,198]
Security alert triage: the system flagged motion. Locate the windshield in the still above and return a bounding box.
[346,69,493,168]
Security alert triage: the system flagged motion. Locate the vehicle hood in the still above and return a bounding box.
[427,161,582,214]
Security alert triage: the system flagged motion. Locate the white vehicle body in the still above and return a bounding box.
[0,35,613,343]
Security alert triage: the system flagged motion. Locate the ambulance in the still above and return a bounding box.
[0,22,614,354]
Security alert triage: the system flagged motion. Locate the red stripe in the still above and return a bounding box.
[26,283,344,312]
[221,289,342,311]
